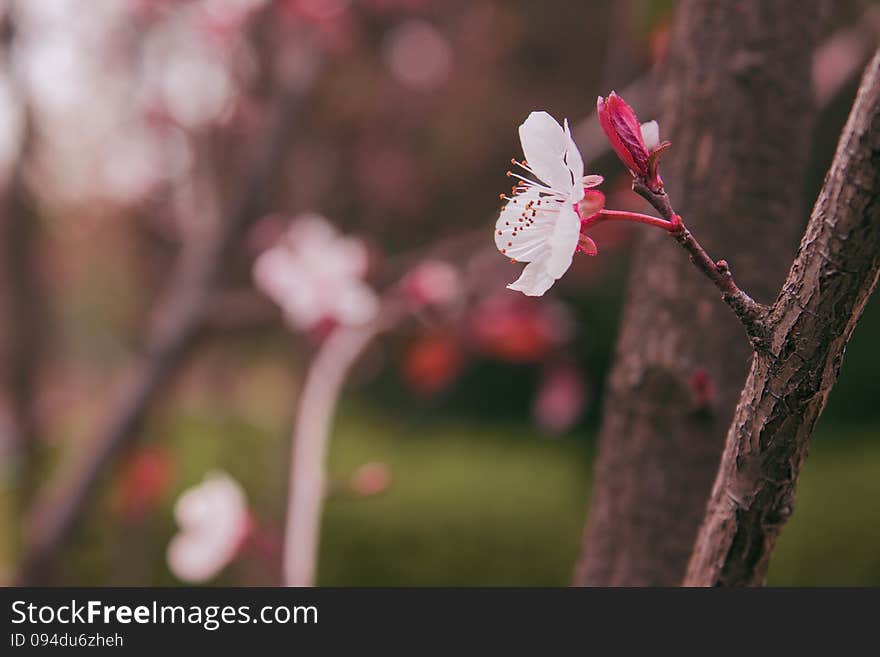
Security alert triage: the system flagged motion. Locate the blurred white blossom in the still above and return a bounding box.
[253,214,379,331]
[140,13,236,129]
[9,0,253,206]
[166,471,248,583]
[13,0,138,203]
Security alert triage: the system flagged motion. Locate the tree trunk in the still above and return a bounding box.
[575,0,825,586]
[685,48,880,586]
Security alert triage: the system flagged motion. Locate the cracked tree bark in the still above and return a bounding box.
[685,48,880,586]
[575,0,824,586]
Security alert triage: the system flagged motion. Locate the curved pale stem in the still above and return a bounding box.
[282,299,407,587]
[282,323,381,586]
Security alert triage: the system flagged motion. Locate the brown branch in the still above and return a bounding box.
[203,289,279,332]
[0,109,42,504]
[0,13,43,531]
[577,0,822,587]
[15,74,304,585]
[684,48,880,586]
[632,180,768,343]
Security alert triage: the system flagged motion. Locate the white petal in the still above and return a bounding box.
[174,472,245,531]
[288,213,338,246]
[334,237,370,278]
[518,111,572,193]
[496,187,540,226]
[167,532,219,583]
[505,206,580,297]
[495,188,557,263]
[544,205,581,278]
[507,259,557,296]
[563,119,584,201]
[280,280,323,330]
[640,120,660,151]
[332,282,380,325]
[167,527,240,583]
[304,232,369,280]
[168,472,247,582]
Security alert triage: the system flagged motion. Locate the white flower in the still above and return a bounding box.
[253,214,379,330]
[167,472,248,583]
[495,112,602,296]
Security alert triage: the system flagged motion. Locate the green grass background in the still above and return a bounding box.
[57,407,880,586]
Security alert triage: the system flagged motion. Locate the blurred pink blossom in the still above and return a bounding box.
[402,333,464,396]
[469,294,574,363]
[166,472,249,583]
[382,19,453,90]
[350,461,392,497]
[113,447,174,521]
[532,364,586,434]
[401,260,461,307]
[253,214,379,331]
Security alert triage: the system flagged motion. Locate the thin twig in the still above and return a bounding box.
[632,178,768,342]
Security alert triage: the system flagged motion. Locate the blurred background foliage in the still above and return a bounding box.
[0,0,878,586]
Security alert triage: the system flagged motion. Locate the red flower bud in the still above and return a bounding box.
[597,91,669,192]
[598,92,647,175]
